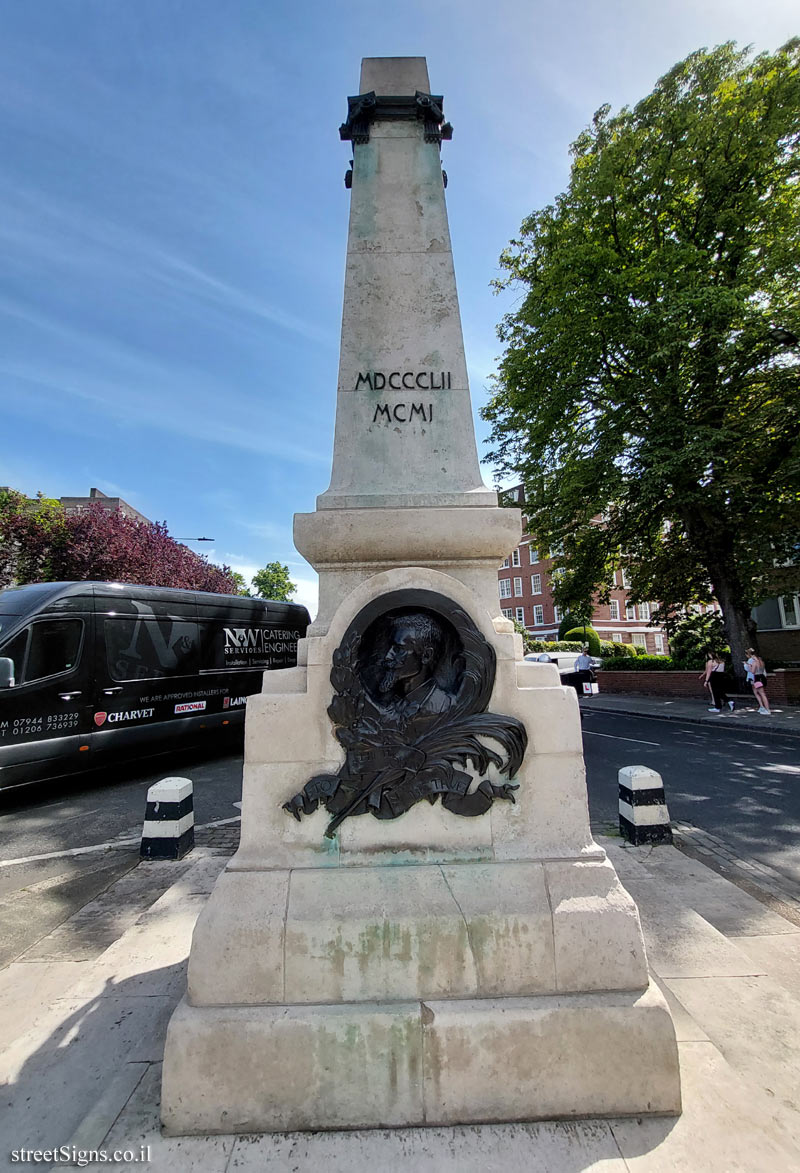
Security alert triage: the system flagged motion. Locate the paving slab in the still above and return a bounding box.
[0,994,176,1171]
[609,1040,800,1171]
[85,1061,629,1173]
[80,1063,234,1173]
[227,1117,627,1171]
[666,974,800,1142]
[606,839,800,936]
[730,932,800,995]
[0,959,89,1049]
[620,880,765,979]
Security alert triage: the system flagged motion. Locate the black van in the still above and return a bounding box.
[0,582,310,790]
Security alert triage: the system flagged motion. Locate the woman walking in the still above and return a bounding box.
[744,648,772,715]
[700,651,734,713]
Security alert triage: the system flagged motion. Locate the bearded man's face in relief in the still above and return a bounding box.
[380,623,433,695]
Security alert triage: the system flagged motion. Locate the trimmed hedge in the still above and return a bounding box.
[563,626,601,656]
[601,655,677,671]
[527,639,583,653]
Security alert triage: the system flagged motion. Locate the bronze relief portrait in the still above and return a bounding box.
[283,590,527,838]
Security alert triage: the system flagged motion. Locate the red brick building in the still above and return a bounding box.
[497,485,671,654]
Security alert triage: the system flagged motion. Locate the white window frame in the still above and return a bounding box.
[531,573,541,595]
[515,607,525,625]
[621,570,631,589]
[625,604,635,621]
[513,577,523,597]
[612,632,623,643]
[501,557,509,569]
[528,547,538,564]
[553,605,562,623]
[638,602,650,621]
[533,604,544,626]
[511,549,521,567]
[499,578,511,599]
[609,599,619,620]
[779,595,800,628]
[632,632,647,648]
[654,633,665,654]
[501,608,513,619]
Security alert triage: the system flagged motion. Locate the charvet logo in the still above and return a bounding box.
[107,708,155,724]
[175,701,206,714]
[94,712,107,727]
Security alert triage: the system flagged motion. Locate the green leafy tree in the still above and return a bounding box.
[229,571,251,597]
[485,41,800,677]
[251,561,297,602]
[668,610,727,669]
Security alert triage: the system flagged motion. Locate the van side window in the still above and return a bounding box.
[24,620,83,684]
[105,618,199,681]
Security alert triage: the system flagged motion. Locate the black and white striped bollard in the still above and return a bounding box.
[618,765,672,846]
[140,777,195,860]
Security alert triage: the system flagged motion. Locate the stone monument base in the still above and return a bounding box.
[161,854,681,1134]
[163,985,678,1135]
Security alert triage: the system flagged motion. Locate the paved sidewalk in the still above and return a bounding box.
[2,837,800,1172]
[583,690,800,736]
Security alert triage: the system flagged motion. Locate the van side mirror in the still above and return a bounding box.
[0,657,15,688]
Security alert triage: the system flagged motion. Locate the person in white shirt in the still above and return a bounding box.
[574,647,593,672]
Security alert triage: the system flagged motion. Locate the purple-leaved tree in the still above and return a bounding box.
[0,491,238,594]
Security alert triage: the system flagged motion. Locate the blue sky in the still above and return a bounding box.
[1,1,796,615]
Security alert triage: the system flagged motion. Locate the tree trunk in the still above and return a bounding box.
[683,510,759,688]
[713,579,758,689]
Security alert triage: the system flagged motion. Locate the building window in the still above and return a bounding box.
[511,549,521,567]
[515,607,525,625]
[501,608,513,619]
[638,602,651,621]
[625,604,635,621]
[531,574,541,595]
[612,632,623,643]
[553,605,562,623]
[501,557,509,569]
[779,595,800,627]
[654,633,664,653]
[513,577,523,597]
[609,600,619,620]
[529,547,538,564]
[632,632,647,648]
[499,578,511,599]
[621,570,631,589]
[533,604,544,626]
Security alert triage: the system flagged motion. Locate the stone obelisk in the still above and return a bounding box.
[161,57,680,1134]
